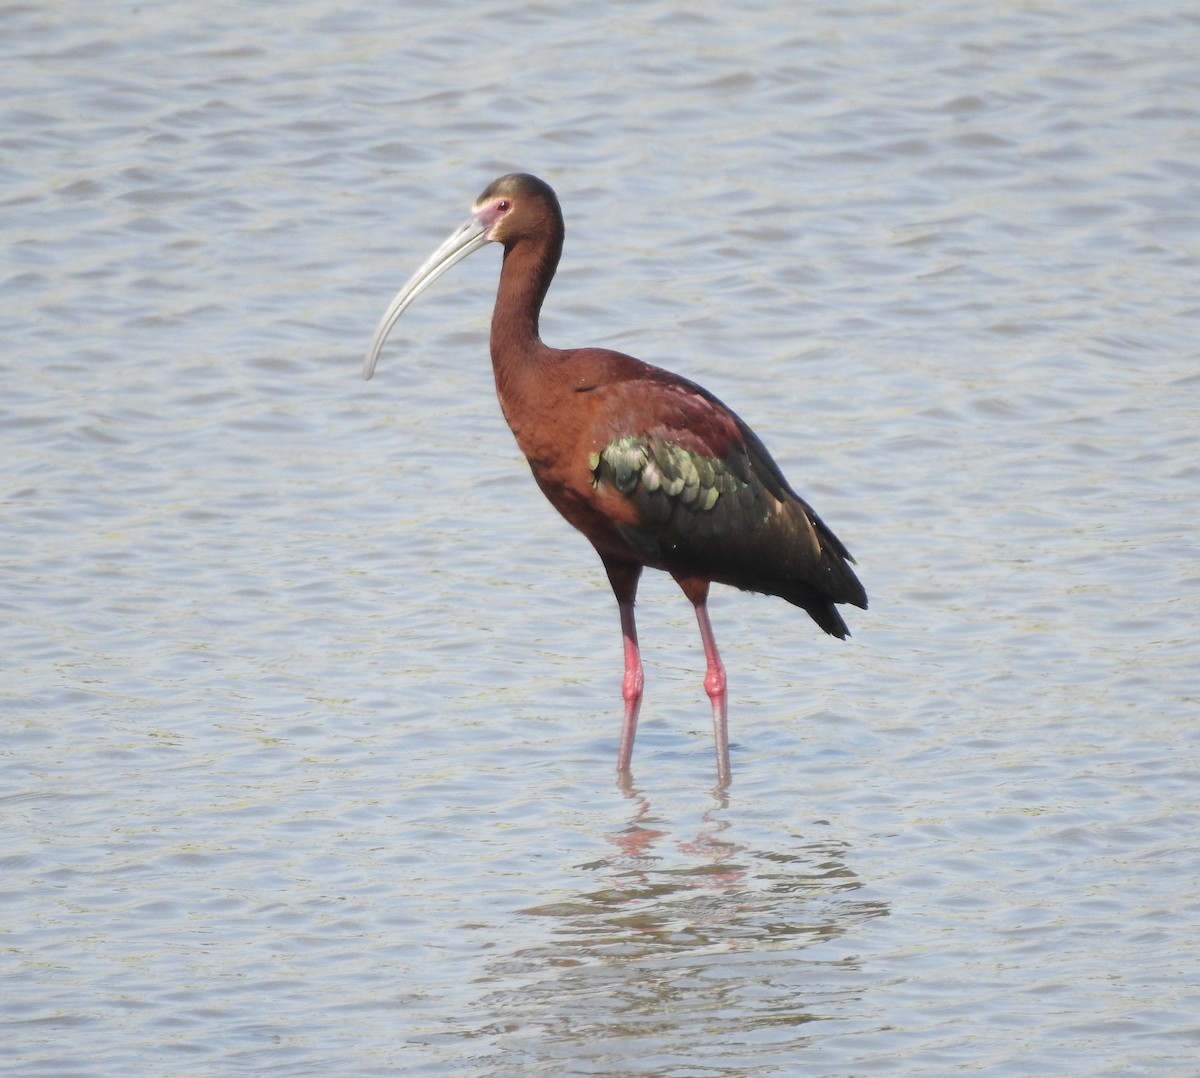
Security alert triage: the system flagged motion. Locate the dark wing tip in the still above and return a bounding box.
[810,600,852,639]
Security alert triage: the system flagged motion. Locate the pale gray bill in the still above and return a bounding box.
[363,217,490,380]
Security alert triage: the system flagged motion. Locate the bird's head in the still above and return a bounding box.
[363,173,563,380]
[471,173,562,249]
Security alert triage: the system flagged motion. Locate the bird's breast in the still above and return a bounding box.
[523,450,640,558]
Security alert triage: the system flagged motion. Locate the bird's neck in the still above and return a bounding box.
[490,234,562,409]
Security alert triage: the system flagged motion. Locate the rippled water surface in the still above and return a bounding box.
[4,1,1199,1074]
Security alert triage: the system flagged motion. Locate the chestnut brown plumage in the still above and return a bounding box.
[365,173,867,784]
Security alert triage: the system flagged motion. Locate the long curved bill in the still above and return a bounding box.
[363,217,491,380]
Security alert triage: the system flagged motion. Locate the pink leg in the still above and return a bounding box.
[603,558,644,773]
[673,573,730,785]
[693,598,730,786]
[616,598,644,772]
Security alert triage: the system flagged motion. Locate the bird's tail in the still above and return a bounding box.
[785,556,867,639]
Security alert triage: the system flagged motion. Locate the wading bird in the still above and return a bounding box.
[365,173,866,784]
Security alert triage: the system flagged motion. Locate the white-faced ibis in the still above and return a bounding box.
[365,173,867,784]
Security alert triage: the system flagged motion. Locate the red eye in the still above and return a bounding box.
[497,199,511,212]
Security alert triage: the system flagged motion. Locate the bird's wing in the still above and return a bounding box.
[585,374,858,598]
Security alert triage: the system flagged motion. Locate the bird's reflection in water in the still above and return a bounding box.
[597,776,743,897]
[473,781,889,1064]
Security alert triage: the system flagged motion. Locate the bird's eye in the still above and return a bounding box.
[497,199,511,212]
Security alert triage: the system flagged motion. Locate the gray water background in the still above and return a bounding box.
[3,1,1199,1074]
